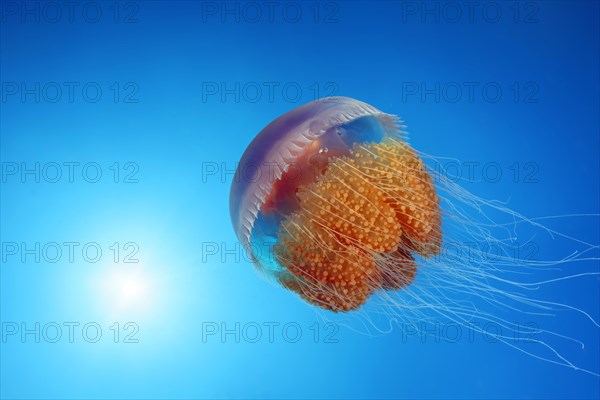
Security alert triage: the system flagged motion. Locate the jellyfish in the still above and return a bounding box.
[229,97,599,374]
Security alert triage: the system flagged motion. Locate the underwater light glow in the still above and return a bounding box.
[95,266,155,317]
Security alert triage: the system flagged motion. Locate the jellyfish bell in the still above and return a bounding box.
[229,97,599,375]
[229,97,439,311]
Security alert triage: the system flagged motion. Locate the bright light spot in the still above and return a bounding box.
[109,272,145,306]
[94,266,158,319]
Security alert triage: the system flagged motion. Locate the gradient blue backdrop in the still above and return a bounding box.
[1,1,599,399]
